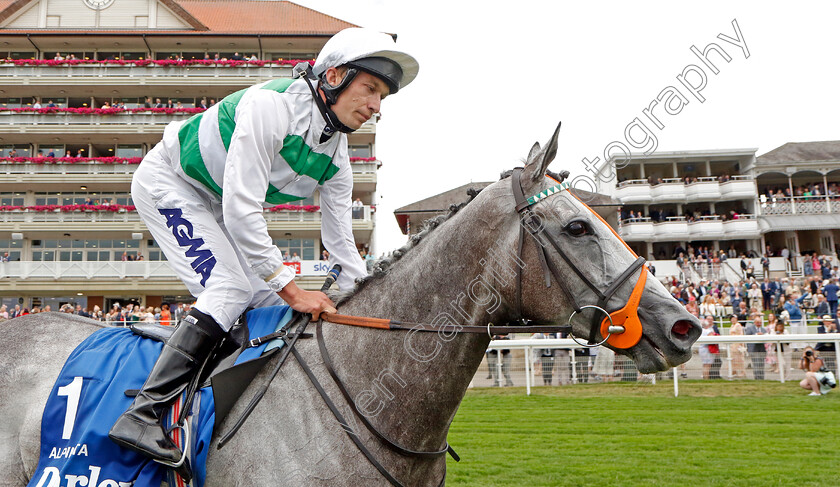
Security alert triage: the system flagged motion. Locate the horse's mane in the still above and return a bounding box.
[334,187,483,305]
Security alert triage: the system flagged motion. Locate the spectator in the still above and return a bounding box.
[799,347,830,395]
[160,303,172,326]
[748,283,763,311]
[699,316,718,379]
[728,314,747,378]
[768,321,789,373]
[814,293,830,318]
[352,197,364,219]
[823,278,839,317]
[816,315,838,371]
[783,292,809,330]
[489,334,514,387]
[290,252,301,262]
[533,333,558,385]
[154,98,164,108]
[736,301,749,327]
[144,97,152,108]
[745,315,767,380]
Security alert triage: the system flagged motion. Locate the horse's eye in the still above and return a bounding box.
[566,221,589,236]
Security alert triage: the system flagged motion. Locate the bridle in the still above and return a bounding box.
[510,167,648,349]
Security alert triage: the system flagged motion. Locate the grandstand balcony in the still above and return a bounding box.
[0,260,328,292]
[616,176,754,204]
[614,180,651,203]
[0,112,377,137]
[0,206,376,233]
[759,195,840,216]
[618,218,654,239]
[722,214,760,237]
[0,63,294,87]
[654,217,690,240]
[718,176,756,199]
[684,177,722,201]
[0,160,379,190]
[687,216,724,238]
[621,214,759,241]
[650,179,686,202]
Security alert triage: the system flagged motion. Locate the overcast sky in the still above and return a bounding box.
[296,0,840,253]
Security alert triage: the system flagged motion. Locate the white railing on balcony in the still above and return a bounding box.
[0,210,141,223]
[0,260,176,279]
[685,178,722,200]
[0,259,332,280]
[0,112,193,126]
[759,195,840,216]
[0,206,376,224]
[350,162,379,174]
[651,179,686,202]
[719,177,756,198]
[0,161,378,177]
[0,163,136,175]
[0,64,294,79]
[616,179,648,188]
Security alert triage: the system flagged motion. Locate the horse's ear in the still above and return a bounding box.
[527,142,541,162]
[523,122,562,183]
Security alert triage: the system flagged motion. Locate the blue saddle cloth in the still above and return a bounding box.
[28,305,294,487]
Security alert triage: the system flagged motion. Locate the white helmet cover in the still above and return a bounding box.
[313,28,419,93]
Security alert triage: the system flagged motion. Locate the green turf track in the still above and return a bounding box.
[445,381,839,486]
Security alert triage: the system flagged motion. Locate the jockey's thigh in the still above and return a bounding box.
[216,219,285,310]
[132,148,255,331]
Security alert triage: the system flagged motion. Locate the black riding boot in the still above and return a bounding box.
[109,309,226,464]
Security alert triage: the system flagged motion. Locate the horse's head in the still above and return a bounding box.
[491,123,701,373]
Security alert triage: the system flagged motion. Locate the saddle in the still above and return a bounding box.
[127,309,304,430]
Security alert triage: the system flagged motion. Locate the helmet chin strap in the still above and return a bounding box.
[293,62,355,143]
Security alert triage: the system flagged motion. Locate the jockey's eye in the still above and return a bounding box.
[565,220,590,236]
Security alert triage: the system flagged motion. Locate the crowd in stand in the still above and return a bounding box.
[0,301,189,325]
[622,206,749,223]
[761,181,840,200]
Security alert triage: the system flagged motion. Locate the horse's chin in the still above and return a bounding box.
[625,334,693,374]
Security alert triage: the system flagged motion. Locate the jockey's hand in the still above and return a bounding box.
[278,281,336,320]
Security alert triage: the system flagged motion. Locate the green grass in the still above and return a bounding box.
[445,381,839,486]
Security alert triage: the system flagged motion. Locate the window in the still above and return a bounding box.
[147,239,167,261]
[0,193,24,206]
[6,51,36,60]
[0,239,22,261]
[273,238,316,261]
[348,145,372,158]
[116,145,143,158]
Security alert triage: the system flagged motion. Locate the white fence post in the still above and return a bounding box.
[673,367,679,397]
[777,343,785,383]
[524,346,532,396]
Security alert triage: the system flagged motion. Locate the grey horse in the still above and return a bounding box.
[0,124,700,486]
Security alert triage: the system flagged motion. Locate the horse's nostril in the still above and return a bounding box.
[672,320,693,338]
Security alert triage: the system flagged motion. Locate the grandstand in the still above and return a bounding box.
[0,0,380,312]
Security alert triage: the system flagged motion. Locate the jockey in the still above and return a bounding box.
[109,28,418,464]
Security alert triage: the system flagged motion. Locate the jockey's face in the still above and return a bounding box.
[324,67,389,130]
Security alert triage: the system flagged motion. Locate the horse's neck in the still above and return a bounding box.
[329,205,514,452]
